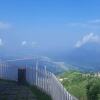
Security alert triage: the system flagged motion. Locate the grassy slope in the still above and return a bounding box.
[58,71,100,100]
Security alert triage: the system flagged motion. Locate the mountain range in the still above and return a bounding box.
[0,42,100,73]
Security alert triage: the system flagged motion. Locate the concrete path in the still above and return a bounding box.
[0,80,37,100]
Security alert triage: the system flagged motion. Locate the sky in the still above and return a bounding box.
[0,0,100,57]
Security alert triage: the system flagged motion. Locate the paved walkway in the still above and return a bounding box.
[0,80,37,100]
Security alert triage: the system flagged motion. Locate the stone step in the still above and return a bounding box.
[0,81,37,100]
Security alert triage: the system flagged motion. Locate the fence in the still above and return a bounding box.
[0,61,78,100]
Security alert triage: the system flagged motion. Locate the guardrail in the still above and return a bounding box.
[0,61,78,100]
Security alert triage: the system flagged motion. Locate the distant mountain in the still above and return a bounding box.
[0,56,71,74]
[64,43,100,72]
[1,42,100,73]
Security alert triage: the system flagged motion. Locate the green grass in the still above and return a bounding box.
[58,71,100,100]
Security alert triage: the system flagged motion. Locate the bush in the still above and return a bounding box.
[86,78,100,100]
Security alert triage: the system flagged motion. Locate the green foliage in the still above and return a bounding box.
[58,71,100,100]
[86,78,100,100]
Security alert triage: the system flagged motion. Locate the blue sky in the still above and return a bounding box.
[0,0,100,56]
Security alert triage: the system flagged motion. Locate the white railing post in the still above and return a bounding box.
[0,60,78,100]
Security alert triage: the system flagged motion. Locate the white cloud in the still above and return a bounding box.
[31,42,38,47]
[75,33,100,48]
[0,38,3,46]
[67,23,87,27]
[89,19,100,23]
[0,22,11,29]
[21,41,38,48]
[31,42,36,45]
[67,19,100,29]
[22,41,27,46]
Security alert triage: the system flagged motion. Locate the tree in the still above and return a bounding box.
[86,78,100,100]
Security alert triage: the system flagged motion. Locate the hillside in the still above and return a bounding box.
[58,71,100,100]
[0,56,67,74]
